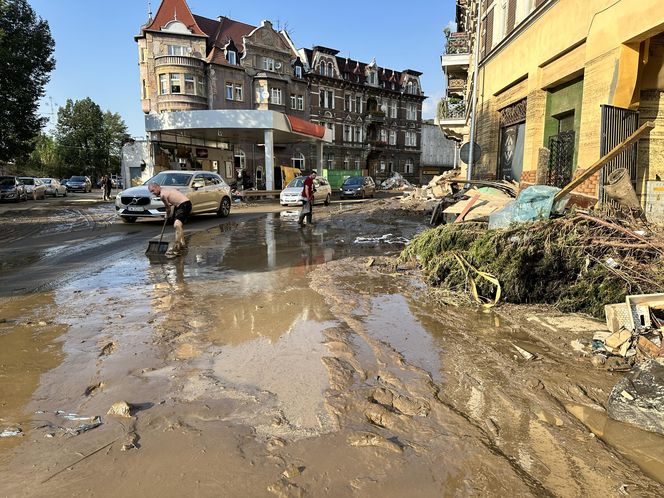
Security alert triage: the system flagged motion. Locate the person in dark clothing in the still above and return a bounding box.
[298,171,317,226]
[103,175,112,201]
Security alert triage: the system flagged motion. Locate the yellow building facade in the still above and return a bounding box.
[452,0,664,203]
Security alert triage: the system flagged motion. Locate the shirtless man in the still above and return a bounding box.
[148,182,192,253]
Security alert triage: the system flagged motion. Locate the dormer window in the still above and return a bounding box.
[227,50,237,65]
[327,62,334,78]
[295,66,302,78]
[369,72,377,85]
[263,57,275,71]
[319,64,325,75]
[167,45,187,56]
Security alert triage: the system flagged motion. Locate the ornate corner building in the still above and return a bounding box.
[134,0,426,188]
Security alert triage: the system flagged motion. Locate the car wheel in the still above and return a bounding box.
[122,216,137,223]
[63,190,67,197]
[324,193,331,206]
[217,196,231,218]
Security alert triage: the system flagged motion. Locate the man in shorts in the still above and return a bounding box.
[148,182,192,253]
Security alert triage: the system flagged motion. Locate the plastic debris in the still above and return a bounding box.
[353,234,410,245]
[1,428,23,438]
[55,411,98,422]
[488,185,568,229]
[65,417,102,436]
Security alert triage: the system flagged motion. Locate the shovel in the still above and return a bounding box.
[145,214,169,255]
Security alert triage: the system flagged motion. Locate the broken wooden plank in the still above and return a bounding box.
[454,194,481,223]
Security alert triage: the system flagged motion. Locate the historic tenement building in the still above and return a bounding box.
[441,0,664,213]
[299,47,426,184]
[135,0,425,188]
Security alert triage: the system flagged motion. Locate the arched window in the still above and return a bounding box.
[407,81,413,94]
[319,63,325,75]
[291,152,305,169]
[327,62,334,78]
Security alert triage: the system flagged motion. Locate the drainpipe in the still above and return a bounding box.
[467,0,482,181]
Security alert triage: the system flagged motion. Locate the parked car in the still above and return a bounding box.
[66,176,92,193]
[339,176,376,199]
[40,178,67,197]
[0,176,28,202]
[279,176,332,206]
[115,170,232,223]
[19,177,47,200]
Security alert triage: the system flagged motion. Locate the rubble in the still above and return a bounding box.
[380,172,414,190]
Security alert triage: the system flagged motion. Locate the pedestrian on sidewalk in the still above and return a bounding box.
[103,175,112,201]
[100,175,108,200]
[148,182,192,254]
[298,171,317,227]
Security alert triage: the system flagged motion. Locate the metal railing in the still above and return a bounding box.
[444,32,470,55]
[437,98,466,121]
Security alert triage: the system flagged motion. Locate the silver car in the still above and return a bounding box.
[280,176,332,206]
[115,170,232,223]
[40,178,68,197]
[19,177,47,200]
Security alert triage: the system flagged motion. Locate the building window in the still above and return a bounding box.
[167,45,187,56]
[343,157,350,169]
[226,83,234,100]
[355,95,362,114]
[343,124,351,142]
[319,63,325,75]
[140,47,146,63]
[296,95,304,111]
[234,84,243,101]
[197,77,205,97]
[291,152,305,169]
[263,57,275,71]
[405,159,414,174]
[406,104,417,120]
[321,89,334,109]
[295,66,302,78]
[227,50,237,65]
[390,101,397,118]
[344,94,351,111]
[380,129,387,142]
[389,130,396,145]
[380,160,386,171]
[270,88,283,105]
[406,131,417,147]
[388,161,394,172]
[290,94,297,109]
[368,72,377,85]
[327,154,334,169]
[142,79,147,99]
[235,149,246,169]
[184,74,195,94]
[170,74,181,94]
[355,159,360,169]
[327,62,334,78]
[354,126,362,143]
[159,74,168,94]
[325,122,335,140]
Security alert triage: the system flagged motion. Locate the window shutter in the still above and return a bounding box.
[507,0,516,33]
[484,8,494,58]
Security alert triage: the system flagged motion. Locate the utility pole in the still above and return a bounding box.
[467,0,482,181]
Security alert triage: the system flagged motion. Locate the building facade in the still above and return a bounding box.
[440,0,664,208]
[135,0,425,188]
[421,123,457,182]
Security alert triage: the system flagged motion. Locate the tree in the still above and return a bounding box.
[55,98,128,179]
[0,0,56,163]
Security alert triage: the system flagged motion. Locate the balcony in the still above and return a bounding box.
[435,98,466,126]
[364,110,386,124]
[155,55,205,70]
[441,32,471,69]
[447,77,467,92]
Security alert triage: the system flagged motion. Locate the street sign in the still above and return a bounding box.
[459,142,481,164]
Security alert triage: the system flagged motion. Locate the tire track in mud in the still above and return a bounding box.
[308,257,663,496]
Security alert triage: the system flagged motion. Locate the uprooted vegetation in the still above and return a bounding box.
[400,213,664,318]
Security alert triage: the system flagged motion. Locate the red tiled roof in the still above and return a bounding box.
[144,0,206,37]
[193,14,256,55]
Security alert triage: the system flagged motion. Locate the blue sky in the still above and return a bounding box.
[31,0,454,137]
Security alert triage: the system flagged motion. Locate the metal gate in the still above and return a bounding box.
[547,130,576,188]
[599,105,639,204]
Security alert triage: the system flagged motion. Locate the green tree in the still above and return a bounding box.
[102,111,129,174]
[0,0,56,163]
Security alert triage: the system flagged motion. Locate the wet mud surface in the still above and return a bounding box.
[0,198,663,496]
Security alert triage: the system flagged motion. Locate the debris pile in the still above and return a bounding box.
[400,212,664,317]
[381,172,414,190]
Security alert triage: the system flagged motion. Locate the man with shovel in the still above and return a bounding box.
[148,182,191,254]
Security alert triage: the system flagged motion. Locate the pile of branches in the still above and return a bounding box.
[401,212,664,318]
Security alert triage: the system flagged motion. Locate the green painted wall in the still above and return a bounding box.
[544,77,584,169]
[323,169,366,189]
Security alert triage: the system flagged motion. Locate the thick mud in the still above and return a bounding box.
[0,199,662,496]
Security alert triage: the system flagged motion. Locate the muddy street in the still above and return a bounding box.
[0,197,662,496]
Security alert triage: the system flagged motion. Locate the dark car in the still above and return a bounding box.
[66,176,92,193]
[339,176,376,199]
[0,176,28,202]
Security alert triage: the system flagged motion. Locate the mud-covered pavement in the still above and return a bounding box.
[1,197,663,496]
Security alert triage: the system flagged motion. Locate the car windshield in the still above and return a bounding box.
[0,177,15,186]
[287,178,305,188]
[343,177,363,186]
[20,178,35,185]
[146,172,193,187]
[70,176,85,182]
